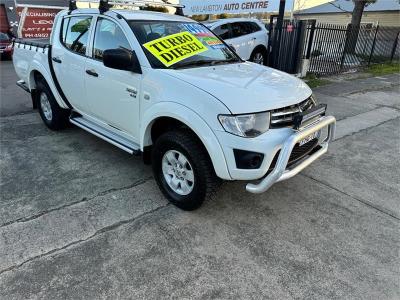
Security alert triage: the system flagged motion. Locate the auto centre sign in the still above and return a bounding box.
[180,0,275,15]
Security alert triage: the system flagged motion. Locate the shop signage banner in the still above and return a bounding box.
[16,6,63,38]
[180,0,272,15]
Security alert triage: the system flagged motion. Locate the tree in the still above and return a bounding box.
[346,0,376,53]
[217,13,229,19]
[140,5,169,13]
[350,0,376,29]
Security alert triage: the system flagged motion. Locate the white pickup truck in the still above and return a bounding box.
[13,3,336,210]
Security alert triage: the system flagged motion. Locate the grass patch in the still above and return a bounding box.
[367,62,400,76]
[303,74,331,88]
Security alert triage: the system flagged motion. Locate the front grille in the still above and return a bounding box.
[270,96,316,128]
[268,138,319,172]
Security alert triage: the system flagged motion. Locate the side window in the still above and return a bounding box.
[93,18,131,60]
[249,22,261,33]
[231,22,252,38]
[61,16,92,55]
[214,24,231,40]
[240,22,253,35]
[231,22,242,38]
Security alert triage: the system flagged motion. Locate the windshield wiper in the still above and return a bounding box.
[172,59,238,69]
[210,59,240,65]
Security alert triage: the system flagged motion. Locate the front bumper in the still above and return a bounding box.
[246,116,336,193]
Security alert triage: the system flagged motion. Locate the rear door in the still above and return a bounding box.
[228,22,254,60]
[84,16,141,141]
[249,21,268,48]
[51,15,93,112]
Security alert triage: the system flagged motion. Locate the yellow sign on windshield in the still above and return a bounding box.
[143,31,208,67]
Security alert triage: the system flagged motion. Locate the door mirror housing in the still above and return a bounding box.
[103,49,142,74]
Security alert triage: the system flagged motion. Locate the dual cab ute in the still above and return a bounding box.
[13,0,336,210]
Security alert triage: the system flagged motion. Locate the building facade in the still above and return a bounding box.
[295,0,400,27]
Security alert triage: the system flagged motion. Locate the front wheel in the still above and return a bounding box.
[152,130,219,211]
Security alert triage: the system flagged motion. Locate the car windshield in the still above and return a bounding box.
[129,21,240,69]
[0,32,10,42]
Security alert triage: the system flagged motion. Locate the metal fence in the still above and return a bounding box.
[267,20,400,75]
[303,22,400,75]
[267,19,305,74]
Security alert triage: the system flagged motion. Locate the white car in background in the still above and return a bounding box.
[205,18,268,65]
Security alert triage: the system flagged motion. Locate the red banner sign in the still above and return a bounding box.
[16,7,63,38]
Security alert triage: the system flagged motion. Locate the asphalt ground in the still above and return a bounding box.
[1,60,399,299]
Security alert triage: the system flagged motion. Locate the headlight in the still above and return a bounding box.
[218,112,270,137]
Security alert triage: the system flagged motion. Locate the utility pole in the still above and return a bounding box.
[271,0,286,67]
[290,0,295,21]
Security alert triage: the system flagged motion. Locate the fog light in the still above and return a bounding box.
[233,149,264,169]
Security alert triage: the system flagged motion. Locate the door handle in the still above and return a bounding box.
[52,57,62,63]
[126,87,137,98]
[86,69,99,77]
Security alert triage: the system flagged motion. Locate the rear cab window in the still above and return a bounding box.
[61,16,93,55]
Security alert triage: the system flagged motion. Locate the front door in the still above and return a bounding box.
[52,15,93,112]
[85,17,141,142]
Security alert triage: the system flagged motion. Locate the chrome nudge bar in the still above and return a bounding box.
[246,116,336,194]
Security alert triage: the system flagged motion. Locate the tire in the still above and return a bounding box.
[250,47,267,65]
[36,78,69,130]
[152,130,220,211]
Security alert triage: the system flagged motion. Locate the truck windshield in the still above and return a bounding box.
[129,21,240,69]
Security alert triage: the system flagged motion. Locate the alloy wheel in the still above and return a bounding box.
[162,150,195,195]
[40,92,53,121]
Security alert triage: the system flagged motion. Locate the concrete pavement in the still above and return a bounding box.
[0,60,399,299]
[0,60,32,116]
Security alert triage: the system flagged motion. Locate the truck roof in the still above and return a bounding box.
[68,8,193,22]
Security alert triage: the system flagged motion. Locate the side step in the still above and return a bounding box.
[16,80,30,93]
[70,116,140,155]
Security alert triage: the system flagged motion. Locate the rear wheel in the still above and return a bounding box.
[36,78,69,130]
[250,47,267,65]
[152,130,219,211]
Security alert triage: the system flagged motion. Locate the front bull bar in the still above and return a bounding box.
[246,116,336,193]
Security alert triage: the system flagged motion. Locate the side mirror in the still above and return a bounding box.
[103,48,142,74]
